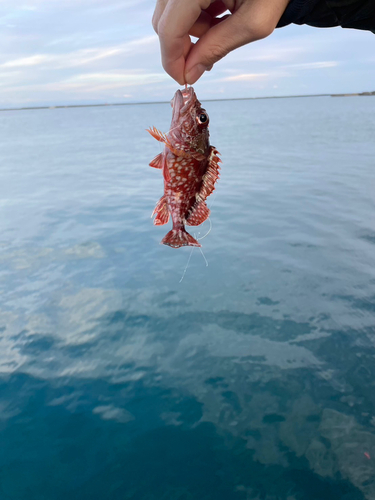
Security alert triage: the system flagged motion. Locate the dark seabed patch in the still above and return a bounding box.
[257,297,280,306]
[0,374,368,500]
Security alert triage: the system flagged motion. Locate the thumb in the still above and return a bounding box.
[184,2,279,84]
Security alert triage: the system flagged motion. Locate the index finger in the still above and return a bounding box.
[157,0,213,84]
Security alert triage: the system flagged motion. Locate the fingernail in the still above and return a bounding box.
[185,64,207,84]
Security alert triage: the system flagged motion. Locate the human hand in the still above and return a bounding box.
[152,0,291,85]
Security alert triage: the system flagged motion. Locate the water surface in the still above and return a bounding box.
[0,96,375,499]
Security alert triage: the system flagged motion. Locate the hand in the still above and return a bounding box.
[152,0,291,85]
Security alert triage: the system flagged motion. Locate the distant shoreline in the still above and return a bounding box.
[0,91,374,113]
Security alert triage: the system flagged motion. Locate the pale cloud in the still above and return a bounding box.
[284,61,339,69]
[221,73,269,82]
[66,71,169,90]
[0,35,158,70]
[1,54,50,68]
[0,30,162,103]
[6,71,168,94]
[239,45,306,63]
[0,0,147,8]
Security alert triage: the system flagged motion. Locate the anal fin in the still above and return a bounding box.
[149,153,163,169]
[152,195,170,226]
[186,200,210,226]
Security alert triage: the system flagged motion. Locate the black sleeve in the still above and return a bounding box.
[277,0,375,32]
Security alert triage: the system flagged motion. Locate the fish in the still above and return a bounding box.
[147,86,221,249]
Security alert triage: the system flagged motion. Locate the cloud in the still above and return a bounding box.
[221,73,269,82]
[283,61,338,69]
[4,71,169,96]
[1,54,50,68]
[0,31,163,103]
[0,35,158,70]
[65,71,169,90]
[240,45,306,63]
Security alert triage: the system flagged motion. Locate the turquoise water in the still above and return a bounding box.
[0,96,375,499]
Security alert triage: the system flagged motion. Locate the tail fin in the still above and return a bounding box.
[161,228,201,249]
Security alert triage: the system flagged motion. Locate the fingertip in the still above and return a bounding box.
[176,75,187,86]
[160,35,192,86]
[167,71,186,86]
[162,58,186,86]
[173,72,187,86]
[185,63,207,85]
[184,11,258,78]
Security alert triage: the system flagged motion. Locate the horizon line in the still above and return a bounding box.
[0,91,373,113]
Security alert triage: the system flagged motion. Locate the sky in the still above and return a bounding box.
[0,0,374,107]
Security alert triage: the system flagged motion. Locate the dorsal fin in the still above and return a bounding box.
[197,146,221,202]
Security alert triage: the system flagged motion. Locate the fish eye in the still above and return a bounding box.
[198,112,208,124]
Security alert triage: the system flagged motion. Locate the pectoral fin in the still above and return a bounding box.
[147,127,188,158]
[147,126,168,144]
[149,153,163,169]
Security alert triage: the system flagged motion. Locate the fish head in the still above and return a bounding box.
[169,86,210,155]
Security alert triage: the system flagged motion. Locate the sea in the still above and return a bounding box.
[0,96,374,500]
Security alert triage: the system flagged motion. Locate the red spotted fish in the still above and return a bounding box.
[147,86,221,248]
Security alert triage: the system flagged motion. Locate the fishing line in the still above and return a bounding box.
[195,228,209,268]
[178,221,211,283]
[197,217,212,241]
[196,220,211,267]
[179,245,195,283]
[198,246,208,267]
[166,111,192,135]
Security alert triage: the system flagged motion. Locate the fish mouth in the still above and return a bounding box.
[181,86,194,108]
[170,86,196,128]
[171,86,195,117]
